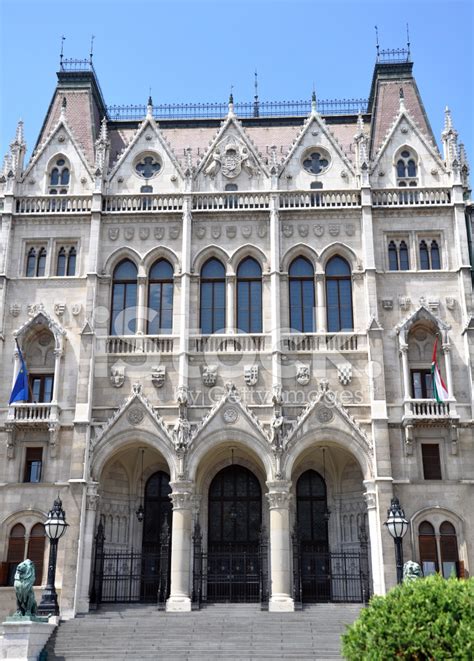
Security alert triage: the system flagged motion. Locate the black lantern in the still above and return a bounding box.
[37,497,68,617]
[384,496,409,584]
[136,448,145,523]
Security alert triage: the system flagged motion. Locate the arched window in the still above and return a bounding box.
[296,470,328,548]
[237,257,262,333]
[325,256,353,332]
[430,240,441,270]
[399,240,410,270]
[56,247,66,276]
[110,259,138,336]
[388,241,398,271]
[419,240,430,270]
[418,521,438,576]
[26,248,37,277]
[396,149,417,185]
[37,248,46,276]
[289,257,315,332]
[7,524,26,586]
[49,157,70,194]
[28,523,46,586]
[148,259,174,334]
[440,521,459,578]
[200,258,226,334]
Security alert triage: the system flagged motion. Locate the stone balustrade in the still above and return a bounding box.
[371,188,451,207]
[192,333,267,353]
[15,195,92,214]
[281,332,366,352]
[104,335,176,354]
[407,399,451,418]
[279,191,361,209]
[192,192,270,211]
[9,403,55,422]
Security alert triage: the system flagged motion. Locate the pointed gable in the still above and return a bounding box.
[108,113,185,193]
[278,111,356,189]
[194,108,270,190]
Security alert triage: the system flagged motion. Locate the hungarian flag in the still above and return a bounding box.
[9,340,29,404]
[431,338,449,403]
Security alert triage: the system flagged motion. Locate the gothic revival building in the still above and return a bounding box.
[0,49,472,619]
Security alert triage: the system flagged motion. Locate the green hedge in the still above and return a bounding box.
[342,574,474,660]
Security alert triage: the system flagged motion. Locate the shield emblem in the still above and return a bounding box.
[345,223,355,236]
[257,224,267,238]
[139,227,150,240]
[329,224,340,236]
[282,224,293,238]
[241,226,252,238]
[108,227,119,241]
[154,227,165,240]
[169,225,180,240]
[211,226,221,239]
[124,227,135,240]
[195,225,206,239]
[226,226,237,239]
[298,224,309,238]
[313,224,324,237]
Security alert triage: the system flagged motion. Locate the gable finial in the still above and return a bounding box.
[60,96,67,119]
[146,90,153,119]
[444,105,452,131]
[89,34,95,64]
[60,35,66,68]
[228,85,235,116]
[406,22,411,60]
[399,86,406,111]
[253,69,259,118]
[375,25,380,59]
[311,87,317,115]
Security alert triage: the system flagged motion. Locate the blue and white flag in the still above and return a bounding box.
[9,341,29,404]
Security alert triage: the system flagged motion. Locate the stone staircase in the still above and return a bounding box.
[43,603,362,660]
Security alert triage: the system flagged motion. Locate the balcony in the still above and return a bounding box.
[281,333,367,353]
[192,192,270,212]
[8,403,58,423]
[103,194,183,213]
[192,333,267,353]
[372,188,451,208]
[104,335,176,354]
[15,195,92,214]
[279,191,361,209]
[403,398,454,422]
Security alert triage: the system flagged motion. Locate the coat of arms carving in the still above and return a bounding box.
[202,365,218,387]
[204,136,258,179]
[244,365,259,387]
[296,363,311,386]
[151,365,166,388]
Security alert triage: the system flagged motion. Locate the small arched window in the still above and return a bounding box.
[110,259,138,336]
[418,521,438,576]
[67,247,76,276]
[7,524,26,586]
[37,248,47,277]
[419,239,441,270]
[289,257,315,332]
[430,240,441,270]
[26,248,37,277]
[419,240,430,269]
[148,259,174,334]
[399,241,410,270]
[440,521,459,578]
[388,241,398,271]
[396,149,417,186]
[49,157,70,195]
[56,247,66,276]
[28,523,46,586]
[388,240,410,271]
[237,257,262,333]
[200,258,226,334]
[325,256,353,332]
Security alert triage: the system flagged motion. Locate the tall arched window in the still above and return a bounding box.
[37,248,46,277]
[56,247,66,276]
[388,241,398,271]
[28,523,46,585]
[7,524,26,586]
[237,257,262,333]
[289,257,315,332]
[418,521,438,576]
[148,259,174,334]
[439,521,459,578]
[399,240,410,270]
[419,240,441,270]
[325,256,353,332]
[200,258,226,334]
[110,259,138,336]
[49,157,70,194]
[396,149,417,186]
[430,241,441,270]
[419,240,430,269]
[26,248,37,277]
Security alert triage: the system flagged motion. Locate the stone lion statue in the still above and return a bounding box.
[14,559,37,616]
[403,560,423,582]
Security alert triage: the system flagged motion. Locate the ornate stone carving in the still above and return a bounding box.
[127,406,145,426]
[124,227,135,241]
[9,303,21,317]
[329,223,340,236]
[204,136,258,179]
[173,413,191,452]
[86,482,100,511]
[403,561,422,582]
[296,363,310,386]
[169,225,180,240]
[282,223,293,238]
[108,227,119,241]
[202,365,218,387]
[316,406,334,424]
[363,490,376,510]
[257,224,267,238]
[244,365,259,386]
[398,296,411,311]
[139,227,150,240]
[71,303,82,316]
[382,299,393,310]
[313,224,324,237]
[211,226,221,239]
[445,296,455,310]
[151,365,166,388]
[169,481,194,510]
[195,225,206,239]
[222,406,239,424]
[154,227,165,240]
[345,223,355,236]
[110,366,125,388]
[297,224,309,238]
[428,297,440,312]
[54,303,66,317]
[338,364,352,386]
[266,483,292,510]
[226,226,236,239]
[241,225,252,238]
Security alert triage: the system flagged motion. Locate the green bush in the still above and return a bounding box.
[342,574,474,660]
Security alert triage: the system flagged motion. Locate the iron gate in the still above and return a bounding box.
[192,523,269,607]
[90,519,171,607]
[292,533,370,605]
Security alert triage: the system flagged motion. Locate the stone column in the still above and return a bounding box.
[75,482,99,614]
[178,196,192,390]
[442,343,454,399]
[269,193,282,389]
[136,275,147,335]
[167,480,194,612]
[266,481,294,611]
[226,274,236,333]
[315,273,326,332]
[400,343,411,408]
[363,481,385,595]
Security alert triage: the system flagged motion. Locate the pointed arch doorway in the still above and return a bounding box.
[206,464,263,602]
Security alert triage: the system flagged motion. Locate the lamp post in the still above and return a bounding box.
[384,496,409,584]
[37,497,68,617]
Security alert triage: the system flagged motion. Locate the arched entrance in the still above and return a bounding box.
[141,471,172,601]
[207,465,262,602]
[296,470,330,601]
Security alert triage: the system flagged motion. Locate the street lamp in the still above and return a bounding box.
[384,496,409,584]
[37,497,68,617]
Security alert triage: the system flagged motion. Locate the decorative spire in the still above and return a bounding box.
[146,94,153,119]
[311,89,317,115]
[15,120,25,146]
[399,87,406,111]
[444,105,452,132]
[253,70,259,118]
[228,87,235,116]
[99,116,108,143]
[459,142,468,168]
[60,96,67,120]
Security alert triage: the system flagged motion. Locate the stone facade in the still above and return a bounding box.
[0,54,473,618]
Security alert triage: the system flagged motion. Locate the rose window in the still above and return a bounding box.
[135,155,161,179]
[303,151,330,175]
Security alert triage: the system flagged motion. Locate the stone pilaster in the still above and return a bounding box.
[266,481,294,612]
[167,480,194,612]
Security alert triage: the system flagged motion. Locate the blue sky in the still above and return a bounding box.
[1,0,473,164]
